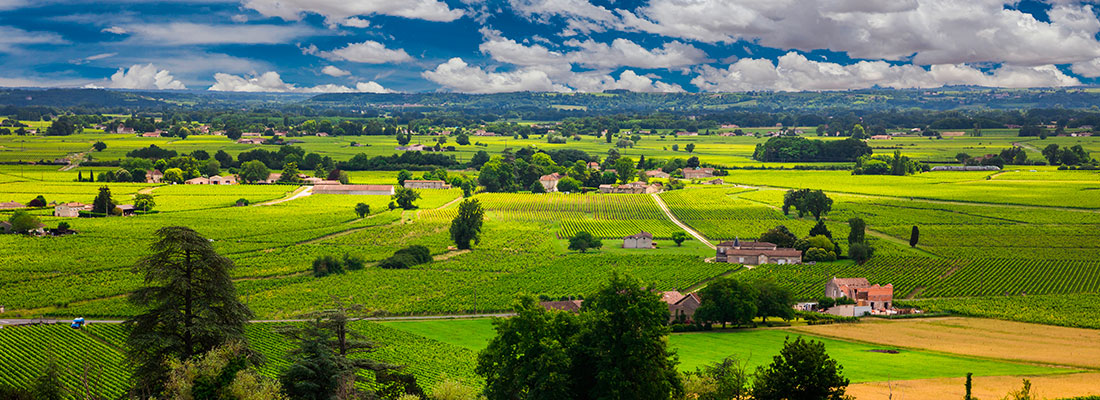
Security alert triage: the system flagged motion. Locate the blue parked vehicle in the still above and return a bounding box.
[70,317,85,329]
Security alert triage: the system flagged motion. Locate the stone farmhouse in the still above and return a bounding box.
[54,202,92,217]
[701,178,724,185]
[145,170,163,183]
[313,184,395,195]
[683,168,715,179]
[209,175,237,185]
[538,173,561,192]
[396,144,427,151]
[623,231,654,249]
[715,238,801,265]
[236,138,265,145]
[825,277,894,311]
[645,170,670,179]
[599,181,662,194]
[404,180,452,189]
[185,177,211,185]
[0,201,25,210]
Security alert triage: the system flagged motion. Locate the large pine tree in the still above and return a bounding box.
[125,226,253,396]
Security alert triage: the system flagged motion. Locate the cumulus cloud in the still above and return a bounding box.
[622,0,1100,66]
[322,66,351,77]
[84,64,186,90]
[422,58,568,93]
[478,29,708,71]
[241,0,463,23]
[209,71,392,93]
[102,26,128,34]
[690,52,1080,92]
[422,57,681,93]
[123,23,317,45]
[340,17,371,28]
[318,40,413,63]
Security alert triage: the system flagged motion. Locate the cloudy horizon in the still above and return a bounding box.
[1,0,1099,93]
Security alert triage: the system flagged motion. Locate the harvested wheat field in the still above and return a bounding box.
[848,372,1100,400]
[792,317,1100,369]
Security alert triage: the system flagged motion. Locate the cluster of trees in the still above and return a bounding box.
[342,151,459,171]
[760,223,842,262]
[449,199,484,250]
[781,189,832,220]
[378,245,432,269]
[567,231,604,252]
[476,147,681,193]
[753,137,872,162]
[853,151,926,175]
[312,253,365,277]
[477,274,851,400]
[1042,144,1093,167]
[693,278,795,328]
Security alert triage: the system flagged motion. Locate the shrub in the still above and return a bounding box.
[378,246,432,269]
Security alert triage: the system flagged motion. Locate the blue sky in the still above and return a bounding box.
[1,0,1099,93]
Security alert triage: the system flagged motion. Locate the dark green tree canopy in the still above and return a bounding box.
[450,199,485,250]
[125,226,253,396]
[752,337,849,400]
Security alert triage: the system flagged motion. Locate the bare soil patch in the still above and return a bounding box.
[848,372,1100,400]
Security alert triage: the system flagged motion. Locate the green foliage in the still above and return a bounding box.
[476,296,574,400]
[92,186,115,214]
[239,160,270,183]
[126,226,254,396]
[8,211,41,234]
[378,246,432,269]
[853,151,924,176]
[30,353,65,400]
[567,231,602,253]
[312,255,345,278]
[355,202,370,218]
[163,341,285,400]
[752,280,795,323]
[846,218,865,244]
[163,168,185,184]
[782,189,832,220]
[910,225,920,247]
[753,136,871,162]
[808,220,832,239]
[848,243,874,264]
[695,278,757,328]
[134,193,155,212]
[277,162,303,184]
[450,199,484,250]
[670,232,688,246]
[393,187,422,210]
[26,195,46,207]
[614,156,636,184]
[556,177,581,193]
[751,337,849,400]
[397,170,413,186]
[759,225,797,249]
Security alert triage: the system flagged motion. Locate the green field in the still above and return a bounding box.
[378,318,1066,383]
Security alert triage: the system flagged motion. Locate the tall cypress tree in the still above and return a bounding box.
[910,225,920,247]
[125,226,253,397]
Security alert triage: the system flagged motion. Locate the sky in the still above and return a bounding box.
[1,0,1100,93]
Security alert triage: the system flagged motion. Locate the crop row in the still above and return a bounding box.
[902,293,1100,329]
[0,324,130,399]
[558,219,681,239]
[475,192,667,221]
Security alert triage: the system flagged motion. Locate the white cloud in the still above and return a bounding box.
[84,52,116,61]
[241,0,463,23]
[622,0,1100,66]
[340,17,371,28]
[1070,57,1100,77]
[209,71,391,93]
[422,57,568,93]
[355,81,394,93]
[123,23,317,45]
[422,57,682,93]
[0,26,66,52]
[231,14,249,23]
[318,40,413,63]
[569,70,684,92]
[322,66,351,77]
[690,52,1080,92]
[563,38,709,69]
[102,26,128,34]
[507,0,618,34]
[84,64,186,90]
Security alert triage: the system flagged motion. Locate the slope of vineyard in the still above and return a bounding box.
[659,188,816,240]
[901,294,1100,329]
[476,192,681,238]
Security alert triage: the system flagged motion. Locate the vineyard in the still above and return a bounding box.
[659,188,816,240]
[901,294,1100,329]
[475,192,681,238]
[0,321,479,399]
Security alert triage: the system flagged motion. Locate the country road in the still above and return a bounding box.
[651,192,716,250]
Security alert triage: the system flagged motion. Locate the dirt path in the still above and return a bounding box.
[651,193,716,250]
[437,195,464,210]
[257,186,311,206]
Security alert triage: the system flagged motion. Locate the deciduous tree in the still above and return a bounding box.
[752,337,849,400]
[450,199,484,250]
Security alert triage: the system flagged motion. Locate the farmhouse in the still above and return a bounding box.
[701,178,724,185]
[869,135,892,140]
[209,175,237,185]
[312,184,395,195]
[598,182,662,194]
[645,170,670,179]
[538,173,561,192]
[825,277,894,311]
[145,170,163,183]
[661,291,702,323]
[623,231,654,249]
[930,165,1001,171]
[115,126,134,134]
[683,168,715,179]
[263,173,282,184]
[54,202,91,217]
[185,177,211,185]
[539,300,583,312]
[0,201,25,210]
[715,238,801,265]
[587,162,601,170]
[141,132,160,138]
[404,180,452,189]
[236,138,265,145]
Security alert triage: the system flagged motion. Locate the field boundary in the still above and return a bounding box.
[651,193,716,250]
